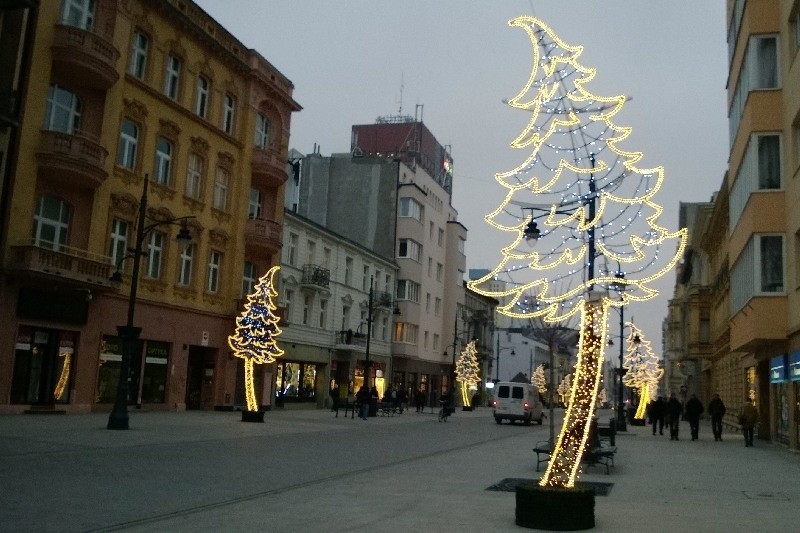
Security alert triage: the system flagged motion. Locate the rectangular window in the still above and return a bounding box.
[729,35,779,144]
[284,289,293,322]
[381,317,388,341]
[60,0,94,30]
[362,265,370,291]
[117,119,138,169]
[177,243,194,286]
[248,188,262,219]
[213,167,229,210]
[396,280,420,302]
[426,293,431,313]
[222,94,235,134]
[731,234,785,313]
[322,248,332,269]
[319,299,327,328]
[398,239,421,261]
[393,322,418,344]
[108,218,129,268]
[254,113,269,149]
[163,54,181,100]
[303,295,311,325]
[33,194,70,250]
[424,331,429,349]
[436,263,443,282]
[154,137,172,186]
[287,234,298,266]
[186,154,203,199]
[429,221,434,240]
[458,237,465,254]
[242,261,256,298]
[345,257,353,285]
[195,75,209,118]
[342,305,350,330]
[399,197,423,221]
[128,30,148,79]
[433,334,440,351]
[146,231,164,279]
[438,228,444,246]
[207,250,221,293]
[306,240,316,266]
[434,297,442,316]
[428,257,432,277]
[759,235,784,293]
[730,133,782,227]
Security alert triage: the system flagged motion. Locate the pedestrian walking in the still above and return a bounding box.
[649,396,666,436]
[666,392,683,441]
[415,388,425,413]
[329,382,341,418]
[685,394,704,441]
[356,385,369,420]
[738,401,758,447]
[708,393,727,441]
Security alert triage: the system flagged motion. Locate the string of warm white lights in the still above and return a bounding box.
[467,15,687,489]
[228,266,284,412]
[621,322,663,419]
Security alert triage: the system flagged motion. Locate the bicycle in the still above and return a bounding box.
[438,400,450,422]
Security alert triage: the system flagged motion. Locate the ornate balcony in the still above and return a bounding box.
[300,264,330,291]
[251,148,288,189]
[244,217,282,257]
[7,241,115,289]
[36,129,109,189]
[51,24,120,89]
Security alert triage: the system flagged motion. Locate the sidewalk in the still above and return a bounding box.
[1,408,798,532]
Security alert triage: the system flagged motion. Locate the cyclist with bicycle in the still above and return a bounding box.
[438,389,453,422]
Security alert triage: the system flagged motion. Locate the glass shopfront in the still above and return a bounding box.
[97,335,170,405]
[10,326,76,405]
[791,352,800,447]
[770,355,789,445]
[276,361,318,402]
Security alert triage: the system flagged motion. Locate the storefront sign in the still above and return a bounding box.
[789,352,800,382]
[770,355,788,384]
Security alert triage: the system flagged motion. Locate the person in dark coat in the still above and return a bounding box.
[649,396,666,436]
[684,394,704,441]
[666,392,683,441]
[329,382,341,417]
[738,401,758,447]
[356,385,369,420]
[708,393,727,441]
[415,388,425,413]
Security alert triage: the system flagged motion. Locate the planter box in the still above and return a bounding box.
[241,410,265,423]
[515,482,594,530]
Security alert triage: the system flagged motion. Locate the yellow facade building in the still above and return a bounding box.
[0,0,299,413]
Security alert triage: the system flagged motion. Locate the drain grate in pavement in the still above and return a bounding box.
[743,491,790,501]
[486,478,613,496]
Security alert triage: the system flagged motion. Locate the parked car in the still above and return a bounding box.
[492,382,544,425]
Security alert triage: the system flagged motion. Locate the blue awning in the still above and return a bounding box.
[789,352,800,382]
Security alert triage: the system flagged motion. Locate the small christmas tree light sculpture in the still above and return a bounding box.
[622,322,662,420]
[455,340,481,407]
[557,373,572,406]
[467,14,686,497]
[228,265,284,413]
[532,364,548,394]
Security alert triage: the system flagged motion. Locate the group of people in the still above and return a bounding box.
[330,383,442,420]
[645,392,759,446]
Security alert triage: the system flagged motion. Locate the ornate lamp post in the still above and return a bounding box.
[107,175,194,430]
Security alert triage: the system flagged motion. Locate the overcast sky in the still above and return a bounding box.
[196,1,730,359]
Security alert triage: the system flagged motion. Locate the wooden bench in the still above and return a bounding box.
[533,442,553,472]
[379,402,396,416]
[533,439,617,475]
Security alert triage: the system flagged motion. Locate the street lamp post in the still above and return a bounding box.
[107,175,193,430]
[364,277,373,392]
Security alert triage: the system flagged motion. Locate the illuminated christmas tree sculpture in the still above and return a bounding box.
[532,364,548,394]
[467,15,686,493]
[622,322,662,420]
[455,340,481,407]
[557,373,572,405]
[228,265,284,413]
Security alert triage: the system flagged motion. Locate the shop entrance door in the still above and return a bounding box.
[185,346,216,410]
[11,327,75,405]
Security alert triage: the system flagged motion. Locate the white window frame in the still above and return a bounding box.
[207,250,221,293]
[757,234,784,294]
[222,93,235,134]
[319,299,327,328]
[128,30,148,79]
[154,137,172,186]
[108,218,129,268]
[163,54,181,100]
[195,75,209,118]
[146,231,164,279]
[248,188,262,219]
[730,133,782,228]
[287,233,298,266]
[242,261,257,297]
[398,239,421,261]
[45,85,81,134]
[284,288,293,322]
[303,295,311,325]
[33,195,70,250]
[186,153,203,199]
[362,265,369,291]
[345,257,353,285]
[396,279,420,303]
[399,197,423,222]
[60,0,94,30]
[254,113,269,149]
[117,119,138,169]
[177,244,194,286]
[213,167,229,211]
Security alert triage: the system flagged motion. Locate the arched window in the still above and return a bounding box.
[33,194,71,251]
[44,85,81,134]
[117,119,139,169]
[154,137,172,185]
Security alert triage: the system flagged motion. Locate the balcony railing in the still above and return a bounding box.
[51,24,120,89]
[8,241,114,288]
[244,217,282,256]
[373,290,394,309]
[251,148,289,188]
[336,330,367,347]
[37,129,109,188]
[301,264,330,289]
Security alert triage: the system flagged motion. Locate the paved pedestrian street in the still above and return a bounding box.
[1,408,797,532]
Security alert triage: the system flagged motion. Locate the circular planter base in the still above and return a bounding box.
[241,410,265,423]
[516,482,594,530]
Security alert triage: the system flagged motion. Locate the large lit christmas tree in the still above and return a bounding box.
[455,340,481,407]
[228,265,284,414]
[531,364,548,394]
[467,14,686,499]
[622,322,662,420]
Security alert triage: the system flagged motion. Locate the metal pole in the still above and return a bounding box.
[587,153,596,288]
[495,330,500,383]
[616,304,627,431]
[451,311,458,403]
[108,176,149,430]
[549,341,555,446]
[364,276,373,391]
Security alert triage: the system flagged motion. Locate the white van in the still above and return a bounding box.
[492,382,544,425]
